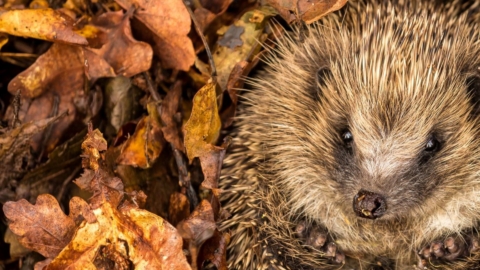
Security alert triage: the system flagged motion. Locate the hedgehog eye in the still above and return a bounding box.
[425,136,440,152]
[342,130,353,146]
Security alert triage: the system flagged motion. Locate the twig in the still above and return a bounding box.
[143,71,162,102]
[144,71,199,209]
[173,146,199,210]
[11,90,21,128]
[37,93,60,161]
[183,1,217,80]
[56,166,82,202]
[0,52,38,58]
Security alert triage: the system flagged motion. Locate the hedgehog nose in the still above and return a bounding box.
[353,189,387,219]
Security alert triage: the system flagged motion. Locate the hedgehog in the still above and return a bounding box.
[219,1,480,269]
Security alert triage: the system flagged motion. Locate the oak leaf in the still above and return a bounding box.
[114,0,194,71]
[46,200,191,270]
[3,194,76,258]
[90,11,153,77]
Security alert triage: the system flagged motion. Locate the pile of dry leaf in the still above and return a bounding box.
[0,0,346,269]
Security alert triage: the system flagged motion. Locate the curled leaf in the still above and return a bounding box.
[116,110,165,169]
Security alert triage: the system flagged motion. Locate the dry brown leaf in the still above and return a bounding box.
[104,76,143,134]
[28,0,49,8]
[0,8,88,45]
[5,43,114,153]
[116,107,165,169]
[69,196,96,225]
[266,0,347,24]
[118,190,147,211]
[75,126,125,208]
[177,200,215,245]
[161,81,184,152]
[63,127,189,268]
[34,260,52,270]
[114,0,194,71]
[197,230,229,270]
[5,127,191,269]
[2,194,76,258]
[168,192,190,226]
[46,200,191,270]
[74,24,108,49]
[75,168,124,211]
[90,11,153,77]
[194,0,233,31]
[177,200,216,270]
[183,81,221,162]
[8,43,114,99]
[81,127,108,171]
[199,145,226,190]
[193,7,217,32]
[11,129,85,204]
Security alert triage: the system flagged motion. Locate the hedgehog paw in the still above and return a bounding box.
[417,234,479,268]
[294,221,345,264]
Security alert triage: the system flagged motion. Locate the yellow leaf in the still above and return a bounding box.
[184,81,221,162]
[116,111,165,169]
[0,8,87,45]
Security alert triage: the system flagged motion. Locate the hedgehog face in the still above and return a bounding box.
[310,67,480,223]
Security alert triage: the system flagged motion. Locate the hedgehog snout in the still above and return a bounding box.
[353,189,387,219]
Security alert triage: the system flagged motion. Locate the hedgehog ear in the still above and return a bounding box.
[316,66,332,87]
[312,66,332,101]
[467,73,480,115]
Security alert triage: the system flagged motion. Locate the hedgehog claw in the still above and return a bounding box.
[306,226,328,249]
[295,221,328,250]
[417,233,479,265]
[294,221,344,264]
